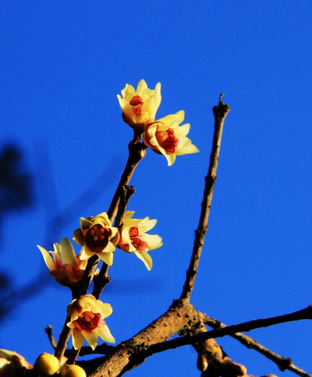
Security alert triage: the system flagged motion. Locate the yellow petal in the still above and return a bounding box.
[97,325,116,344]
[134,250,153,270]
[59,238,77,265]
[73,228,84,246]
[97,302,113,318]
[37,246,55,271]
[97,250,114,266]
[157,110,185,126]
[82,330,98,350]
[121,84,135,100]
[136,79,148,95]
[72,330,85,350]
[165,153,176,166]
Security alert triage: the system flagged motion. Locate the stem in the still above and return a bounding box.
[180,95,230,300]
[107,132,146,222]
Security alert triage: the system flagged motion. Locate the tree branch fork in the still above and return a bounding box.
[26,96,311,377]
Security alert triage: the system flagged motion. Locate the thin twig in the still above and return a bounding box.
[44,325,57,350]
[180,94,230,300]
[203,315,312,377]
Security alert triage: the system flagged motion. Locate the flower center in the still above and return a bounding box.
[130,95,143,115]
[73,311,103,332]
[131,237,149,251]
[129,227,149,251]
[129,227,139,237]
[156,128,179,153]
[85,225,111,253]
[130,95,143,106]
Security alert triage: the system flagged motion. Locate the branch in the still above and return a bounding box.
[88,300,248,377]
[88,300,199,377]
[203,315,312,377]
[181,94,230,300]
[144,304,312,355]
[107,132,146,221]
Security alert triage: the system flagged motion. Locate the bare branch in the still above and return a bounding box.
[203,315,312,377]
[181,94,230,300]
[88,300,248,377]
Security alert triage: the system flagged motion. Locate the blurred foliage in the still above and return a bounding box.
[0,143,33,321]
[0,143,33,215]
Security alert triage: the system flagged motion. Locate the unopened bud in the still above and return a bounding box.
[34,353,60,376]
[60,364,86,377]
[196,353,208,372]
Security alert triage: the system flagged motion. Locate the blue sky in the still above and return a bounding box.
[0,1,312,376]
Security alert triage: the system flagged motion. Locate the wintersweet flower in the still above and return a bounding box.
[67,294,115,350]
[38,238,87,286]
[143,110,199,166]
[73,212,119,265]
[0,349,32,377]
[117,211,163,270]
[117,79,161,131]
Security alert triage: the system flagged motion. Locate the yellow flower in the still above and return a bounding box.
[38,238,87,286]
[0,349,32,377]
[117,79,161,131]
[73,212,119,265]
[67,295,115,350]
[117,211,163,270]
[143,110,199,166]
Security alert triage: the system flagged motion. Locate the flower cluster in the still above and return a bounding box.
[39,211,162,287]
[118,79,199,165]
[34,79,198,364]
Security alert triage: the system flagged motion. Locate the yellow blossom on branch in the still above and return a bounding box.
[143,110,199,166]
[73,212,119,265]
[117,79,161,131]
[117,211,163,270]
[0,349,32,377]
[67,295,115,350]
[38,238,87,286]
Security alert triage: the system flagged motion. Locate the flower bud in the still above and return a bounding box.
[34,353,60,376]
[60,364,86,377]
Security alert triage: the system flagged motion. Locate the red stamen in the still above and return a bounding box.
[157,128,179,154]
[85,225,111,253]
[129,227,139,237]
[131,237,149,251]
[130,95,143,106]
[73,311,104,333]
[130,95,143,115]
